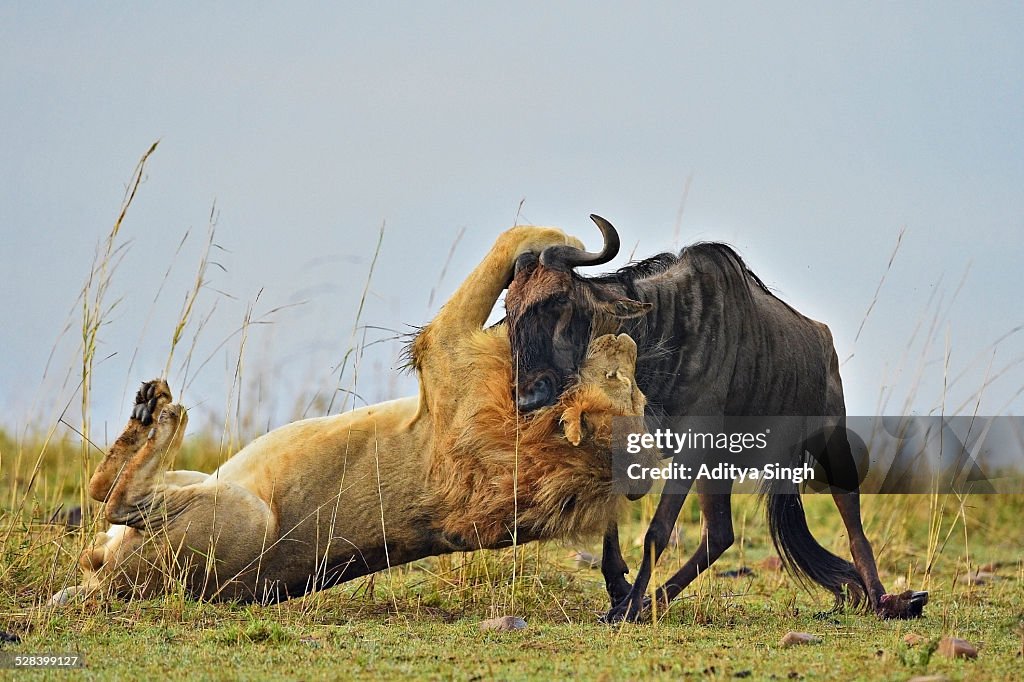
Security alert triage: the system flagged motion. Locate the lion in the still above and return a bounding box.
[51,226,660,605]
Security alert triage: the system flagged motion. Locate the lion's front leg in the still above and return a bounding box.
[410,227,584,409]
[424,226,584,336]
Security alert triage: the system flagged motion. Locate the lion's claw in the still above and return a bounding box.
[131,380,171,427]
[132,402,152,425]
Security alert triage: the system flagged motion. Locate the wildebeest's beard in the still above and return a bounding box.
[509,294,593,412]
[506,216,650,412]
[507,261,649,412]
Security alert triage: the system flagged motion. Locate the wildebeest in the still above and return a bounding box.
[52,226,660,605]
[505,215,928,622]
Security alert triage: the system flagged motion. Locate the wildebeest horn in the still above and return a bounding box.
[540,214,620,271]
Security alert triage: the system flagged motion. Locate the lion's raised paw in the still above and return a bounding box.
[131,379,172,426]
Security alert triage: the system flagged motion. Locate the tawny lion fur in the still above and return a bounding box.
[52,227,658,605]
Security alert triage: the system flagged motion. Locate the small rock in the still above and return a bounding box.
[780,631,820,647]
[760,556,783,572]
[937,636,978,659]
[717,566,755,578]
[47,505,82,527]
[903,632,926,647]
[959,571,996,585]
[479,616,527,632]
[570,550,599,569]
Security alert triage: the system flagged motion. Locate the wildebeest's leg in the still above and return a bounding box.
[832,490,927,619]
[822,358,927,619]
[653,492,733,608]
[601,521,631,606]
[602,476,693,623]
[831,490,884,605]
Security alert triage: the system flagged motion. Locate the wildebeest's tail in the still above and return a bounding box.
[767,491,866,610]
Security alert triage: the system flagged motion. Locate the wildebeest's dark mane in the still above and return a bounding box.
[584,252,679,297]
[584,241,798,315]
[589,251,680,282]
[680,242,776,301]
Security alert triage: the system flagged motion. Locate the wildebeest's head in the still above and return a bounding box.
[506,215,651,412]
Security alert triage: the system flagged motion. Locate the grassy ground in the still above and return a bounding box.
[1,434,1021,680]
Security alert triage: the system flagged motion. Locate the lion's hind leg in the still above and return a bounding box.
[54,382,191,605]
[52,381,177,604]
[89,379,175,504]
[50,525,143,605]
[102,386,188,527]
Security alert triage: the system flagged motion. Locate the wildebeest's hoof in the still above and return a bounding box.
[877,590,928,619]
[600,594,650,624]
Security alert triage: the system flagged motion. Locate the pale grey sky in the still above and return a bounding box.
[2,3,1022,439]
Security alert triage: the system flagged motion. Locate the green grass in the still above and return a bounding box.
[2,438,1021,681]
